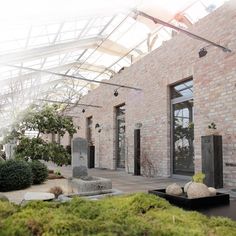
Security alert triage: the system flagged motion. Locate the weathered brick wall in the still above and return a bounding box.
[61,2,236,186]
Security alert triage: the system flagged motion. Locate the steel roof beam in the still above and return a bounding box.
[5,64,142,91]
[0,37,131,65]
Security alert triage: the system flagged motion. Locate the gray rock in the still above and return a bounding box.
[166,183,182,196]
[57,194,72,202]
[187,183,210,199]
[0,193,9,202]
[73,166,88,178]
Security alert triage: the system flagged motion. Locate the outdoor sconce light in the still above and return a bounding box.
[98,129,102,133]
[82,109,85,113]
[135,122,142,129]
[114,89,119,97]
[199,48,208,58]
[95,123,100,129]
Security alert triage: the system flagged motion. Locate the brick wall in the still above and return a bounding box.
[61,2,236,186]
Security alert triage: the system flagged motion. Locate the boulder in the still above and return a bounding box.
[0,193,9,202]
[166,183,182,196]
[187,183,210,199]
[184,181,193,193]
[208,187,217,196]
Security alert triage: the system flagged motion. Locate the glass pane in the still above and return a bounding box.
[171,80,193,99]
[116,104,125,168]
[117,118,126,168]
[173,99,194,175]
[87,117,94,145]
[117,104,125,117]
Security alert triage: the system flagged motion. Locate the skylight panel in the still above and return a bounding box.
[184,1,209,23]
[59,31,77,42]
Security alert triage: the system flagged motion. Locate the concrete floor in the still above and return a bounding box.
[50,164,187,193]
[1,164,187,204]
[2,164,236,216]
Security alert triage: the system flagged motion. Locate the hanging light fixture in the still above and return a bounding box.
[114,89,119,97]
[199,48,208,58]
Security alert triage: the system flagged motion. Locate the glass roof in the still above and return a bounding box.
[0,0,228,130]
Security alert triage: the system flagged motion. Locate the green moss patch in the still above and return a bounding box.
[0,193,235,236]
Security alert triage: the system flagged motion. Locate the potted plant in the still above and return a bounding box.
[206,122,219,135]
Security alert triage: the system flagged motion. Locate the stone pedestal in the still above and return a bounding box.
[134,129,141,175]
[201,135,223,188]
[5,139,17,159]
[72,137,88,176]
[69,177,112,195]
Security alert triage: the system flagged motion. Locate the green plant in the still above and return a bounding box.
[49,186,63,198]
[54,169,61,176]
[0,159,32,191]
[192,172,205,183]
[0,150,6,160]
[14,137,49,161]
[47,142,71,166]
[3,104,76,166]
[29,161,48,184]
[141,154,157,177]
[65,145,71,155]
[0,193,236,236]
[15,137,71,166]
[208,122,217,130]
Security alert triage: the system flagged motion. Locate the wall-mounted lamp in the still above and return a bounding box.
[135,123,143,129]
[199,47,208,58]
[95,123,100,129]
[98,129,102,133]
[82,109,85,113]
[114,89,119,97]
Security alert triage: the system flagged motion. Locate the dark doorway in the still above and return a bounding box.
[87,116,95,168]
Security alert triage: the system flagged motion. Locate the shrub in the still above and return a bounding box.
[29,161,48,185]
[14,137,49,161]
[0,193,236,236]
[192,172,205,183]
[47,142,71,166]
[49,186,63,198]
[0,159,32,191]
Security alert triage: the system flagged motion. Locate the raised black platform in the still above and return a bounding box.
[149,188,230,210]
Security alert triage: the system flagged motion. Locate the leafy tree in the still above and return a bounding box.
[3,104,76,166]
[16,104,76,138]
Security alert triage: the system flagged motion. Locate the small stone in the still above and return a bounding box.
[73,166,88,178]
[0,193,9,202]
[187,183,210,199]
[57,194,72,202]
[24,192,55,201]
[184,181,193,193]
[166,183,183,196]
[208,187,217,196]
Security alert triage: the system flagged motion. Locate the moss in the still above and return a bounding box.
[0,200,17,220]
[0,193,235,236]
